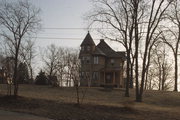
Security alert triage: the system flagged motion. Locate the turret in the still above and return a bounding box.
[80,32,95,53]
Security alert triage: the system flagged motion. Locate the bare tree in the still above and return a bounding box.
[133,0,172,102]
[0,0,41,97]
[56,47,66,87]
[70,51,81,105]
[161,0,180,91]
[42,44,59,86]
[147,42,173,91]
[64,48,80,87]
[20,40,36,83]
[69,49,87,105]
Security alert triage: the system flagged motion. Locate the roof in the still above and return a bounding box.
[97,39,125,58]
[116,51,126,60]
[79,33,126,60]
[92,47,106,56]
[80,32,95,47]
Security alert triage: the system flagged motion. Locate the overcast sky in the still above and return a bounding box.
[27,0,124,51]
[29,0,96,48]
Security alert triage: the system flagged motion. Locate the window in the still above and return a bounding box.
[94,56,99,64]
[81,57,85,64]
[106,75,111,80]
[93,72,98,80]
[81,72,84,78]
[111,59,114,66]
[120,62,123,67]
[81,56,90,64]
[87,46,91,51]
[86,56,90,64]
[111,59,114,63]
[86,72,90,78]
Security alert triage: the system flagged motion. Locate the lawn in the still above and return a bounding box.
[0,84,180,120]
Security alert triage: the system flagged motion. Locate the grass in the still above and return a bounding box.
[0,84,180,120]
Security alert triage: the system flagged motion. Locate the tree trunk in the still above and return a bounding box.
[130,63,134,88]
[144,69,148,90]
[158,64,162,90]
[125,50,130,97]
[13,52,19,97]
[30,67,33,83]
[134,1,140,102]
[162,64,165,91]
[174,55,178,91]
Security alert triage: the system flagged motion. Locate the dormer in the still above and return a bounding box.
[80,32,95,53]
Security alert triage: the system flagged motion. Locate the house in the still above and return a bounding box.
[79,32,126,87]
[0,57,14,84]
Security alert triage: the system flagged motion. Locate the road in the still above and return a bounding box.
[0,110,53,120]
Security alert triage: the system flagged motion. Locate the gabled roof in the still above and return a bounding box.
[80,32,95,47]
[92,47,106,56]
[96,39,120,58]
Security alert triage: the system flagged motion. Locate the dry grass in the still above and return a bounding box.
[0,84,180,120]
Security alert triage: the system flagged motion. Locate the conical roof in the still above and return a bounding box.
[80,32,95,46]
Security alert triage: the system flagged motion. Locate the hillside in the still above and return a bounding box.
[0,85,180,120]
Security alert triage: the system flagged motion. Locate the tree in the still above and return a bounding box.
[70,51,81,105]
[56,47,66,87]
[133,0,172,102]
[69,49,87,105]
[0,0,41,97]
[147,42,173,91]
[20,40,36,83]
[17,62,29,84]
[42,44,59,85]
[161,0,180,91]
[35,70,48,85]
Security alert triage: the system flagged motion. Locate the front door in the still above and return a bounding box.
[105,72,113,84]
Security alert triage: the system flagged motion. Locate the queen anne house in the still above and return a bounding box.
[79,32,126,87]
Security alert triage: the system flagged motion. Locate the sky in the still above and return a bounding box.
[30,0,92,48]
[28,0,125,50]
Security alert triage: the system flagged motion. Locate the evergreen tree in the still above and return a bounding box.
[18,62,29,84]
[35,70,48,85]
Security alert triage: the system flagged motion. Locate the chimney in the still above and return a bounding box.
[100,39,104,42]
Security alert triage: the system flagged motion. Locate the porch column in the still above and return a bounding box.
[113,71,115,84]
[103,71,105,85]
